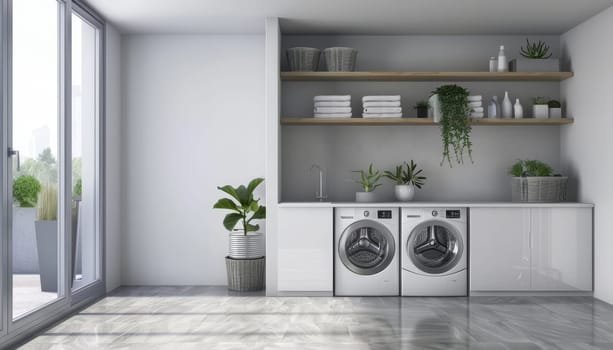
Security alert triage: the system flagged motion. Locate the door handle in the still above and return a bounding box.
[8,148,20,171]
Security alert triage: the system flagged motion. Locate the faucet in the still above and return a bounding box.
[309,164,328,202]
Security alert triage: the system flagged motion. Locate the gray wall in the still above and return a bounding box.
[281,35,563,202]
[561,6,613,305]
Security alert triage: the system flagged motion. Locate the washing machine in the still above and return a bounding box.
[335,207,399,296]
[401,208,467,296]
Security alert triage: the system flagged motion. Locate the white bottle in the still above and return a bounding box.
[497,45,508,72]
[502,91,513,118]
[488,96,499,118]
[514,98,524,119]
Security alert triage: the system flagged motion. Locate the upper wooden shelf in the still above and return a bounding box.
[281,117,574,126]
[281,71,574,82]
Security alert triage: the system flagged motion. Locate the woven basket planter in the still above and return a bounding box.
[226,256,265,291]
[511,177,568,202]
[286,47,321,71]
[323,47,357,71]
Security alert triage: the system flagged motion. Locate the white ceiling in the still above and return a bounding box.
[86,0,613,35]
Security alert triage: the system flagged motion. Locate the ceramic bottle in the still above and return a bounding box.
[514,98,524,119]
[488,96,500,118]
[497,45,508,72]
[502,91,513,118]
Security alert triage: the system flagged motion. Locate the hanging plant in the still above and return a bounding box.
[433,84,473,166]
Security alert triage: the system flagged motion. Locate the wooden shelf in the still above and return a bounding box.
[281,117,574,126]
[281,71,573,81]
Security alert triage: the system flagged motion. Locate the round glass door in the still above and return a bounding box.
[408,221,463,274]
[339,220,395,275]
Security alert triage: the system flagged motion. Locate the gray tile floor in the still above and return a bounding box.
[19,286,613,349]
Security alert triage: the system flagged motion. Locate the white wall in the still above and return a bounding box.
[105,24,122,292]
[121,35,265,285]
[561,6,613,305]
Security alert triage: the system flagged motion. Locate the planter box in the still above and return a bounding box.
[226,256,265,291]
[533,105,549,119]
[511,177,568,203]
[509,58,560,72]
[13,207,39,274]
[35,220,58,292]
[549,107,562,118]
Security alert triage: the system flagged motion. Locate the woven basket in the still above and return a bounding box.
[226,256,265,291]
[286,47,320,71]
[323,47,357,71]
[511,177,568,202]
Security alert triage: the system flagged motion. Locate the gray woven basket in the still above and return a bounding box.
[511,177,568,202]
[225,256,265,291]
[323,47,357,71]
[286,47,320,71]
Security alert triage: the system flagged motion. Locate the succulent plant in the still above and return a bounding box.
[548,100,561,108]
[352,163,383,192]
[533,96,549,105]
[520,38,552,59]
[509,160,554,177]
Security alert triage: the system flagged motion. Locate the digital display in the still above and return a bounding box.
[446,210,461,219]
[378,210,393,219]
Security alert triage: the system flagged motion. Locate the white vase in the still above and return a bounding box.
[488,96,500,118]
[229,231,264,259]
[533,105,549,119]
[513,98,524,118]
[502,91,513,118]
[355,191,376,203]
[395,184,415,202]
[497,45,508,72]
[429,94,441,123]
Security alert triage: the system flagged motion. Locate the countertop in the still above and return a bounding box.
[278,201,594,208]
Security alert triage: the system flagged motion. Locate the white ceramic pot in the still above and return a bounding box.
[395,184,416,201]
[533,105,549,119]
[428,94,441,123]
[549,107,562,119]
[229,231,264,259]
[355,191,376,203]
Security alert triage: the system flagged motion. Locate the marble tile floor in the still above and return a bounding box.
[18,286,613,350]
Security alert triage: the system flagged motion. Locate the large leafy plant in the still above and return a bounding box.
[352,163,382,192]
[509,160,554,177]
[213,178,266,235]
[434,84,472,166]
[383,161,426,188]
[13,175,42,208]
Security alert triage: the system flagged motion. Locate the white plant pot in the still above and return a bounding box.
[355,191,376,203]
[395,184,416,202]
[549,107,562,119]
[533,105,549,119]
[428,94,441,123]
[229,231,264,259]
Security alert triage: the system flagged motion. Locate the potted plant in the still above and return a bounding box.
[548,99,562,118]
[432,84,472,166]
[414,100,429,118]
[352,163,382,202]
[510,38,559,72]
[12,175,41,275]
[509,159,567,202]
[34,184,58,292]
[384,161,427,201]
[213,178,266,291]
[532,96,549,119]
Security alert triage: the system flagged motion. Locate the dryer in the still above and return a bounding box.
[335,207,399,296]
[401,208,467,296]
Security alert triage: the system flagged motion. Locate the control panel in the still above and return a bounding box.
[446,210,461,219]
[377,210,393,219]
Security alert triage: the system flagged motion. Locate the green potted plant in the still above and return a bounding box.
[413,100,429,118]
[352,163,382,202]
[383,161,426,201]
[510,38,559,72]
[509,159,567,202]
[431,84,473,166]
[213,178,266,291]
[13,175,41,208]
[548,99,562,118]
[533,96,549,119]
[35,184,59,292]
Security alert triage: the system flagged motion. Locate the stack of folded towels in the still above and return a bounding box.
[468,95,484,118]
[313,95,352,118]
[362,95,402,118]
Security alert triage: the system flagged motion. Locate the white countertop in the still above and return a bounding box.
[278,201,594,208]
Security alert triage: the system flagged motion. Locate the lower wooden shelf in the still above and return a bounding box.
[280,117,574,126]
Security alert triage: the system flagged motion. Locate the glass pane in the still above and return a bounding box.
[71,13,99,290]
[11,0,61,319]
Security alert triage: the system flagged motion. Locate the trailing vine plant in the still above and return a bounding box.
[433,84,473,166]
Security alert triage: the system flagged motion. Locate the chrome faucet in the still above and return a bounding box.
[309,164,328,202]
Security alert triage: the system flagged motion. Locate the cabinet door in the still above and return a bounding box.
[470,208,532,291]
[531,207,592,291]
[277,207,333,292]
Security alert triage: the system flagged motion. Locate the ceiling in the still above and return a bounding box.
[86,0,613,35]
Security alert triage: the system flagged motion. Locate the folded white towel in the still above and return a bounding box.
[468,101,482,108]
[314,113,352,118]
[468,95,483,102]
[362,95,401,102]
[314,101,351,107]
[314,107,352,113]
[470,112,485,118]
[314,95,351,102]
[471,107,484,113]
[363,113,403,118]
[363,101,401,108]
[363,107,402,113]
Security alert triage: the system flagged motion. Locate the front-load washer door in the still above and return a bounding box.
[407,220,463,274]
[338,220,396,276]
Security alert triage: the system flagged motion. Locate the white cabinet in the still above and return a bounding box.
[470,207,592,292]
[277,207,333,292]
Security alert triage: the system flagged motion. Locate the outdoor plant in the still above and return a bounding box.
[433,84,472,166]
[548,100,561,108]
[73,178,82,196]
[520,39,552,59]
[383,161,427,188]
[509,160,554,177]
[413,100,429,110]
[533,96,549,105]
[37,185,58,221]
[352,163,383,192]
[13,175,41,208]
[213,178,266,235]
